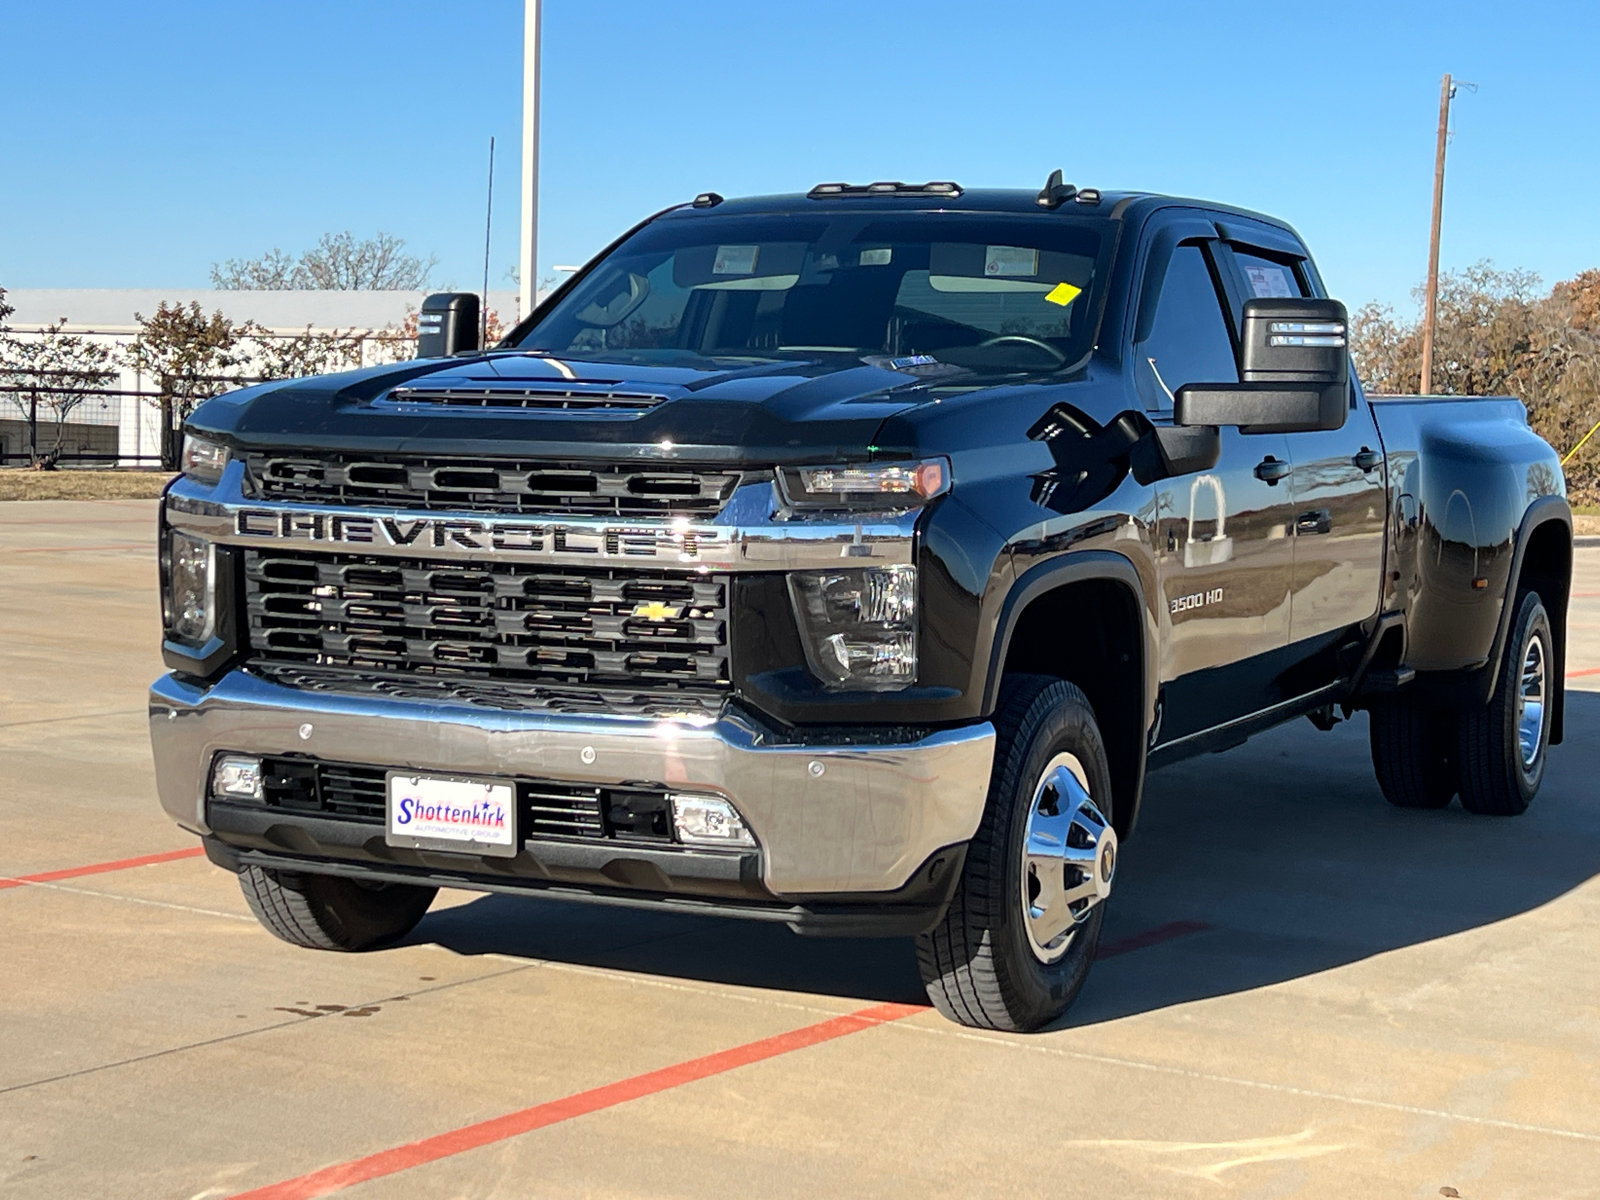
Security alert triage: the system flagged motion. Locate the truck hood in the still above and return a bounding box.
[190,352,939,465]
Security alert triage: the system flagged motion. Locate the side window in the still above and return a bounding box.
[1137,243,1237,409]
[1234,250,1308,299]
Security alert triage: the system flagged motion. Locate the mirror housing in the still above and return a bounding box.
[1175,298,1350,434]
[416,292,481,358]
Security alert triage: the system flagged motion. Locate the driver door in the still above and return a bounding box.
[1135,234,1298,744]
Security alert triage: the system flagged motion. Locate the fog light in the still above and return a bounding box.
[212,755,263,801]
[166,531,215,643]
[670,794,756,848]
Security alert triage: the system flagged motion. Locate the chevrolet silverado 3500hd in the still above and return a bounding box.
[150,177,1572,1031]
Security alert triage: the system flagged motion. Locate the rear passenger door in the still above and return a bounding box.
[1134,231,1299,742]
[1218,242,1388,678]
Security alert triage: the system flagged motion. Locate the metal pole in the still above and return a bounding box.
[1419,73,1453,395]
[482,135,495,347]
[518,0,542,320]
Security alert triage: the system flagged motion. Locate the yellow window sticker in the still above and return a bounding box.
[1044,281,1082,307]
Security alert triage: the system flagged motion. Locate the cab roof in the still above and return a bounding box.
[663,185,1299,240]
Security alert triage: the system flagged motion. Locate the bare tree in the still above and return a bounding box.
[0,284,14,328]
[123,302,253,468]
[211,232,437,291]
[209,248,300,290]
[0,322,116,466]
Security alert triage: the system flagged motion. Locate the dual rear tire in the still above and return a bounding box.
[1370,590,1553,816]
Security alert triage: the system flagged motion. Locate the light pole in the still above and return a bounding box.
[518,0,542,320]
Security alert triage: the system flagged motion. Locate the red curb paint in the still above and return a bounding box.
[231,1001,925,1200]
[1568,667,1600,679]
[0,846,205,891]
[1095,919,1211,959]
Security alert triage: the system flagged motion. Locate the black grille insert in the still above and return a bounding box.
[243,551,730,699]
[230,756,676,843]
[248,454,741,517]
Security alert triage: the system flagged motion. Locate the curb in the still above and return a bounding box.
[1576,535,1600,548]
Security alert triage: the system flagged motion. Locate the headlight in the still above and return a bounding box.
[778,458,949,511]
[180,433,230,485]
[165,531,216,643]
[787,565,917,690]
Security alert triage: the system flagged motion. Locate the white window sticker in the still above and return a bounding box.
[1244,265,1295,298]
[712,245,760,275]
[859,247,893,266]
[984,246,1038,277]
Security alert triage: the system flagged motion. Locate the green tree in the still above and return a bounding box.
[123,302,253,469]
[1350,261,1600,504]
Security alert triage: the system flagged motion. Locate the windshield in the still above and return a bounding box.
[514,212,1109,375]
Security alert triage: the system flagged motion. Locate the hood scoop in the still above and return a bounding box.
[385,384,669,413]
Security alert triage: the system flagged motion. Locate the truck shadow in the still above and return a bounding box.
[412,690,1600,1027]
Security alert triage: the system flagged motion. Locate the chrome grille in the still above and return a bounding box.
[243,551,730,695]
[247,454,741,517]
[245,663,726,719]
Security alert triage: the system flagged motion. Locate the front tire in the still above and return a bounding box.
[916,676,1117,1032]
[239,865,437,951]
[1457,590,1553,816]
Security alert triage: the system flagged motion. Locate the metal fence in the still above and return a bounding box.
[0,328,420,467]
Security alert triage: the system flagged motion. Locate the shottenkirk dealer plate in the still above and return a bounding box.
[386,772,517,858]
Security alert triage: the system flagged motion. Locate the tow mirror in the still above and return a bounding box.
[1175,298,1349,434]
[416,292,481,358]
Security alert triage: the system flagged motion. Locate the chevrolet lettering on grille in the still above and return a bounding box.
[234,508,729,562]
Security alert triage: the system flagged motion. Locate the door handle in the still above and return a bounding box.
[1353,447,1382,472]
[1254,456,1292,484]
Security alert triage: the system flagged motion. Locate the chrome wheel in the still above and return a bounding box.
[1517,630,1548,773]
[1019,753,1117,964]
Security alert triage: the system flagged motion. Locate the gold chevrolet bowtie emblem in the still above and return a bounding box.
[631,601,682,621]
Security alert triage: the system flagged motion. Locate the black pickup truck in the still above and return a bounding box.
[151,177,1573,1032]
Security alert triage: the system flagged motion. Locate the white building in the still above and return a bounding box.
[2,289,522,466]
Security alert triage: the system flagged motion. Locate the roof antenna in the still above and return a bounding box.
[1036,168,1078,208]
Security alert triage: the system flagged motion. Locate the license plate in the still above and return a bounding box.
[386,773,517,858]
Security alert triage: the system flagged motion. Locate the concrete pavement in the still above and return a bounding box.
[3,500,1599,1199]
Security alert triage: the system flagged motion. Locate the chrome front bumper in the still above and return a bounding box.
[149,671,995,896]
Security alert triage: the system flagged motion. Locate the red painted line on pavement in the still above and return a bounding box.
[1095,919,1211,959]
[1568,667,1600,679]
[231,1001,925,1200]
[0,846,205,891]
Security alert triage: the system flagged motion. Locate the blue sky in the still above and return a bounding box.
[2,0,1595,315]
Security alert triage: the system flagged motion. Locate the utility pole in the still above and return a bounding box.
[1419,73,1455,395]
[518,0,542,320]
[481,135,495,347]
